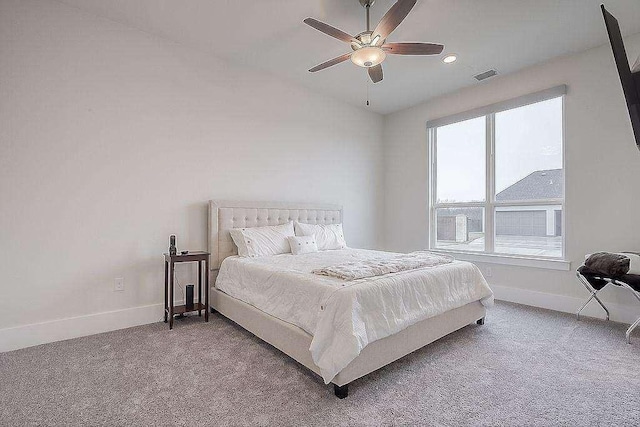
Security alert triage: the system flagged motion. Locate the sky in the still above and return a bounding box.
[436,97,563,203]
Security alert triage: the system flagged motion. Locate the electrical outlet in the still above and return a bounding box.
[485,267,492,278]
[114,277,125,292]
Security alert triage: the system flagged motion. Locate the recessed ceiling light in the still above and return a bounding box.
[443,54,457,64]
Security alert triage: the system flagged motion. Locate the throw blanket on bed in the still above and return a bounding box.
[312,251,454,280]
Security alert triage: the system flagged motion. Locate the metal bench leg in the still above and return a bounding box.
[591,293,610,321]
[576,271,640,343]
[576,272,610,321]
[619,282,640,344]
[626,317,640,344]
[576,291,610,321]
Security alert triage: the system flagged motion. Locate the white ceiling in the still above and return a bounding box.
[58,0,640,114]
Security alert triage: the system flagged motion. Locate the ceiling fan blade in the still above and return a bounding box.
[303,18,355,43]
[309,53,352,72]
[372,0,417,40]
[382,42,444,55]
[368,64,383,83]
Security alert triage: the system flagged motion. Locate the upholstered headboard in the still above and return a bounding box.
[208,200,343,270]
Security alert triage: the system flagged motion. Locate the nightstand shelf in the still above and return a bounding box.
[165,302,207,316]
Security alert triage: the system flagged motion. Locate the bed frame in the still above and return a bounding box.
[208,200,486,398]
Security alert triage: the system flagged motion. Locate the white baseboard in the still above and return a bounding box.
[491,284,639,325]
[2,286,638,353]
[0,303,169,353]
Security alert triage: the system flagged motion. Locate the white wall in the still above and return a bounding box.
[4,0,640,352]
[383,33,640,316]
[0,0,384,350]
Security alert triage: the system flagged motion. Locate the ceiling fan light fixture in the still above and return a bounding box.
[351,46,386,68]
[443,54,457,64]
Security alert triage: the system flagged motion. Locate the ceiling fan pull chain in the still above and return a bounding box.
[366,78,370,106]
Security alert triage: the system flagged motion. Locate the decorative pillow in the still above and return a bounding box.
[229,222,295,257]
[229,229,250,257]
[294,222,346,251]
[287,235,318,255]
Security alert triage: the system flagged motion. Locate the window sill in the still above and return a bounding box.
[430,249,571,271]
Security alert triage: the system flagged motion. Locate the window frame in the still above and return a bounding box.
[427,86,567,266]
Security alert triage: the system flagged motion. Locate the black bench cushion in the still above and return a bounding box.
[578,265,640,292]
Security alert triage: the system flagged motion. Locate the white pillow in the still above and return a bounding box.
[294,222,346,251]
[621,252,640,275]
[229,222,294,257]
[288,235,318,255]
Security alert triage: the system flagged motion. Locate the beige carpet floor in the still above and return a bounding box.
[1,301,639,426]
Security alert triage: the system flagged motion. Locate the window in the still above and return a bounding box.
[428,88,565,259]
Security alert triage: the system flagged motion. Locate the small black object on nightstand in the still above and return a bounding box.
[185,284,194,310]
[169,235,177,256]
[164,251,210,330]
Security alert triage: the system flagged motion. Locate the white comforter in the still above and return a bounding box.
[215,248,493,384]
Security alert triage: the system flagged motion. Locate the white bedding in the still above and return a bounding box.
[215,248,493,384]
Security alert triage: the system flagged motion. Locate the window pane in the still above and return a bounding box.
[436,116,486,203]
[435,207,485,252]
[494,206,562,257]
[495,97,563,201]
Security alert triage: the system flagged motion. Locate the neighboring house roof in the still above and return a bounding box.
[496,169,563,201]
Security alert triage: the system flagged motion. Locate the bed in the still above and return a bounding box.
[208,200,492,398]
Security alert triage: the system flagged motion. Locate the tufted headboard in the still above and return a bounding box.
[208,200,343,270]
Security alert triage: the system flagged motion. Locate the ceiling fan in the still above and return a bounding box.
[304,0,444,83]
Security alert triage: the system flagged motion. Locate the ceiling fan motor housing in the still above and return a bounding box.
[351,32,385,51]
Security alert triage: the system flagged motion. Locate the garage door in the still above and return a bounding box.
[496,210,546,236]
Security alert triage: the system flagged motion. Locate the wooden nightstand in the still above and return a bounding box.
[164,251,210,330]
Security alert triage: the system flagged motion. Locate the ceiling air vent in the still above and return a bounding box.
[474,69,498,81]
